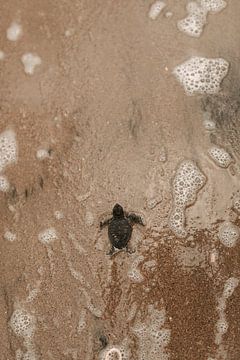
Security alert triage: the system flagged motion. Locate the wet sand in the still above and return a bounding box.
[1,0,240,359]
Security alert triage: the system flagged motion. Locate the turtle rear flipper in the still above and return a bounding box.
[106,246,115,256]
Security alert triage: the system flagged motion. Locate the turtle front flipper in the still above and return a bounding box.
[100,217,112,229]
[127,213,144,225]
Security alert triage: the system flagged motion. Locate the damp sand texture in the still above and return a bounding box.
[1,1,240,359]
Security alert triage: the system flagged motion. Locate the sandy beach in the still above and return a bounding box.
[0,1,240,359]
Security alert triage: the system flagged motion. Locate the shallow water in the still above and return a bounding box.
[0,1,240,359]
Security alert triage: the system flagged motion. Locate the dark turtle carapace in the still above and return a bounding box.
[100,203,144,255]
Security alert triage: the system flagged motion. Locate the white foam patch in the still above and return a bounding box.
[16,349,23,360]
[208,146,232,168]
[148,1,166,20]
[0,129,18,172]
[173,57,229,95]
[200,0,227,12]
[104,348,122,360]
[81,287,103,318]
[4,230,16,242]
[10,309,35,338]
[214,275,238,349]
[36,149,49,160]
[178,0,227,38]
[169,160,206,238]
[21,53,42,75]
[132,305,170,360]
[38,227,57,244]
[7,22,23,41]
[218,221,239,247]
[0,175,10,192]
[22,349,38,360]
[128,255,144,283]
[26,282,41,303]
[178,2,207,37]
[128,269,144,283]
[216,297,226,313]
[0,50,5,60]
[143,260,157,271]
[127,302,138,322]
[223,277,239,299]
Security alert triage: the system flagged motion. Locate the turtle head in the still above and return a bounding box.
[112,203,124,218]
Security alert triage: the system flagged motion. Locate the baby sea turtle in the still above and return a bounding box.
[100,203,144,255]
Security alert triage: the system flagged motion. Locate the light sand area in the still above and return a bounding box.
[1,1,240,359]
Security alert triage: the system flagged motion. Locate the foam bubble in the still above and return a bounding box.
[36,149,49,160]
[148,1,166,20]
[218,221,239,247]
[165,11,173,18]
[105,348,122,360]
[85,211,94,226]
[0,175,10,192]
[169,160,206,237]
[233,194,240,214]
[0,129,18,172]
[77,309,87,334]
[208,146,232,168]
[128,269,144,283]
[210,248,218,264]
[143,260,157,271]
[223,277,239,299]
[10,309,35,338]
[38,227,57,244]
[21,53,42,75]
[64,29,75,37]
[203,119,216,130]
[4,230,16,242]
[54,210,64,220]
[173,56,229,95]
[100,344,129,360]
[7,22,22,41]
[216,317,228,335]
[202,111,216,130]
